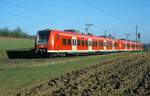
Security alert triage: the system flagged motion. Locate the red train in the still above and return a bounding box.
[35,29,143,56]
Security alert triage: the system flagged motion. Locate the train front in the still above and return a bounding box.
[35,30,50,54]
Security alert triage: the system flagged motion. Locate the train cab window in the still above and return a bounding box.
[62,38,67,46]
[68,39,71,46]
[38,30,50,44]
[82,40,84,46]
[77,40,81,46]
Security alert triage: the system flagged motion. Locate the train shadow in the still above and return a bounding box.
[6,49,78,59]
[6,49,111,59]
[6,48,41,59]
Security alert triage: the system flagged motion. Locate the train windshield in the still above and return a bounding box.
[38,30,50,44]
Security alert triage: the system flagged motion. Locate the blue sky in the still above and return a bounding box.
[0,0,150,43]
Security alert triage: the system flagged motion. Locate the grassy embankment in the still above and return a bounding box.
[0,36,34,59]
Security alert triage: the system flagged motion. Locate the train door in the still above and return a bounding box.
[125,43,127,50]
[88,39,92,51]
[112,40,115,51]
[72,36,77,52]
[104,40,107,50]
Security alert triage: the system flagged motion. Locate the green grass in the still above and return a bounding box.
[0,52,138,95]
[0,38,33,50]
[0,37,34,58]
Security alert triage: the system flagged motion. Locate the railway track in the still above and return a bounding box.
[6,48,136,59]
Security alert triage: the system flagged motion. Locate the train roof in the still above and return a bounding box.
[41,29,142,44]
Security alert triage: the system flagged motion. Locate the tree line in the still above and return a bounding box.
[0,27,33,38]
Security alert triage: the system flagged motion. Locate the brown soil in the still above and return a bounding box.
[16,53,150,96]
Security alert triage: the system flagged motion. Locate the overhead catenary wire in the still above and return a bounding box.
[82,0,123,37]
[82,0,139,40]
[82,0,120,21]
[0,0,85,25]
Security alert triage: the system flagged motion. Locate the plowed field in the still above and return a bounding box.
[16,53,150,96]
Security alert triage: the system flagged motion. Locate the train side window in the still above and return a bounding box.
[108,42,110,47]
[94,41,96,46]
[115,42,118,47]
[68,39,71,46]
[136,45,138,48]
[92,41,94,46]
[62,38,66,46]
[77,40,81,46]
[123,43,125,48]
[132,44,135,48]
[92,41,97,46]
[127,43,130,48]
[85,40,88,46]
[109,42,112,47]
[101,42,103,46]
[82,40,84,46]
[99,42,101,47]
[99,41,103,47]
[95,41,98,46]
[110,42,112,47]
[104,41,107,47]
